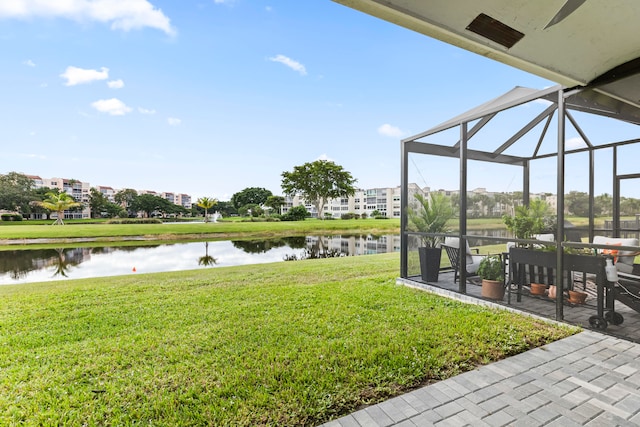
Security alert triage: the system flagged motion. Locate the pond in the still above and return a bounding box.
[0,234,400,285]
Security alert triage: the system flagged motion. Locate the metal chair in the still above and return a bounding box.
[442,237,485,283]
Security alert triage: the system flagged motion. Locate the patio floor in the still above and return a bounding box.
[399,270,640,344]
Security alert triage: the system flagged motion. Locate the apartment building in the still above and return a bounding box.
[32,177,92,219]
[282,183,428,219]
[176,194,192,209]
[24,174,192,218]
[98,186,116,203]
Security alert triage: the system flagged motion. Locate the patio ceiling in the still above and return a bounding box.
[332,0,640,111]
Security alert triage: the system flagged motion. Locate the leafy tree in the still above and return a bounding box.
[264,195,285,215]
[214,200,237,217]
[238,203,263,217]
[565,191,590,217]
[33,192,82,225]
[132,194,174,218]
[103,202,127,218]
[620,197,640,216]
[281,160,357,220]
[114,188,139,216]
[282,205,309,221]
[0,172,35,213]
[196,197,218,222]
[595,193,612,216]
[230,187,273,210]
[88,187,109,218]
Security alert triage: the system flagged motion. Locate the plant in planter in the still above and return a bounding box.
[407,192,454,282]
[502,200,554,246]
[477,255,505,300]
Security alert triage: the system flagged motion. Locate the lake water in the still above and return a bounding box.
[0,234,400,285]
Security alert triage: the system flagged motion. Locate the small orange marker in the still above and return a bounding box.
[132,267,137,272]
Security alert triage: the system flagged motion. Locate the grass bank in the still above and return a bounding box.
[0,253,578,426]
[0,218,401,243]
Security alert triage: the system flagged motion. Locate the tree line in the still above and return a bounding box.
[0,160,358,222]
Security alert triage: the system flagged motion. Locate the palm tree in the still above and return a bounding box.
[34,192,82,225]
[196,197,218,222]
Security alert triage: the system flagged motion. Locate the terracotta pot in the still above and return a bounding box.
[481,279,505,300]
[530,283,547,296]
[548,285,556,299]
[568,290,588,304]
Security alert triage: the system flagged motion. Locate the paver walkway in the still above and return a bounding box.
[321,331,640,426]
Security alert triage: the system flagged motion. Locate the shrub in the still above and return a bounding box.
[341,213,356,220]
[106,218,162,224]
[282,205,308,221]
[1,213,23,221]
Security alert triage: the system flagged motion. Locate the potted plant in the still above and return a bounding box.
[502,200,555,246]
[407,192,454,282]
[477,255,505,300]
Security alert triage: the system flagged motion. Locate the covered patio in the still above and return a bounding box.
[332,0,640,341]
[396,83,640,342]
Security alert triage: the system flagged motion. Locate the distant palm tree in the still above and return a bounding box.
[34,192,82,225]
[196,197,218,223]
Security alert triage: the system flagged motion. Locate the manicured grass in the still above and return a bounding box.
[0,253,578,426]
[0,218,400,241]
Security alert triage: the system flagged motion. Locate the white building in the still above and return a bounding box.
[282,183,428,219]
[24,174,192,218]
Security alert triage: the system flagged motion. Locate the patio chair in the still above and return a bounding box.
[442,237,486,283]
[592,236,639,275]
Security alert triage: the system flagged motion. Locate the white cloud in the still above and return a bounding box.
[61,66,109,86]
[138,107,156,114]
[268,54,307,76]
[566,137,586,149]
[214,0,235,4]
[167,117,181,126]
[23,59,35,67]
[107,79,124,89]
[377,123,405,138]
[91,98,132,115]
[0,0,176,36]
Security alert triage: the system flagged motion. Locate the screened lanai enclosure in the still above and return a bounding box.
[396,83,640,342]
[333,0,640,341]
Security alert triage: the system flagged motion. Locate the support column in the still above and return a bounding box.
[613,147,620,237]
[589,149,595,243]
[400,140,409,278]
[556,89,566,320]
[523,159,530,207]
[459,122,468,293]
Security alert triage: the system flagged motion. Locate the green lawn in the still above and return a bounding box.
[0,218,400,242]
[0,253,578,426]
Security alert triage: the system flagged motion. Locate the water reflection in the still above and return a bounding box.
[198,242,218,267]
[0,234,399,285]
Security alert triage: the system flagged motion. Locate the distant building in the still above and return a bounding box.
[282,183,428,219]
[98,186,116,203]
[23,174,192,218]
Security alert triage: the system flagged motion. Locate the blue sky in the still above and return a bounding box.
[1,0,636,201]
